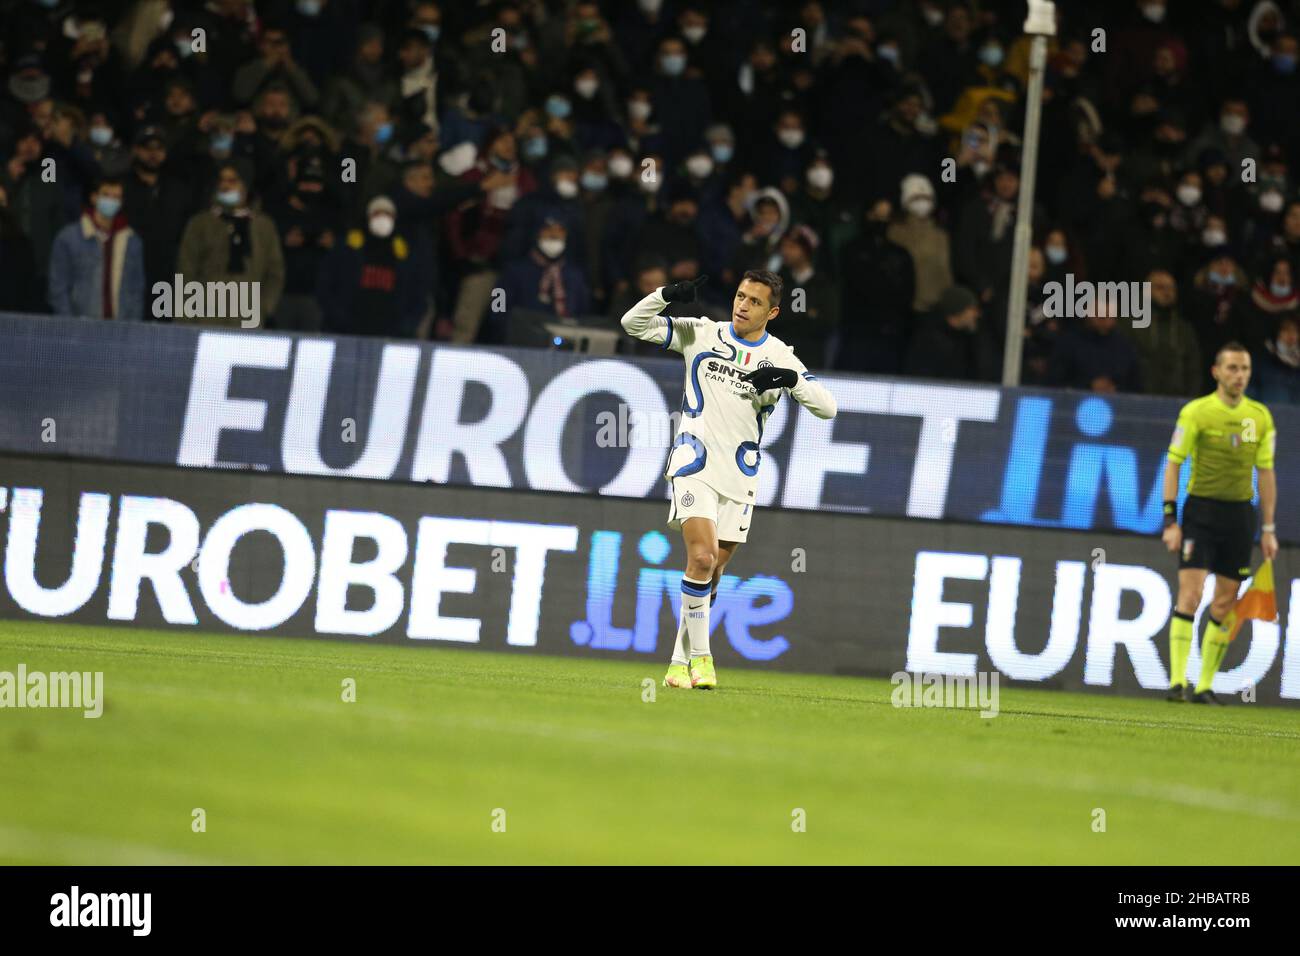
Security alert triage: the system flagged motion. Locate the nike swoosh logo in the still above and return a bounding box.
[688,603,703,610]
[738,526,748,531]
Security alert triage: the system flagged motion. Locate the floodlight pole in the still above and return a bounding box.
[1002,0,1057,386]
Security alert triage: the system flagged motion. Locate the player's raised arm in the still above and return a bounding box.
[783,353,838,420]
[619,275,709,353]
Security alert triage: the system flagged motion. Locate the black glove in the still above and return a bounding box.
[742,366,798,392]
[662,274,709,303]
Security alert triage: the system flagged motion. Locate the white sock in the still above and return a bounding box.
[670,610,689,665]
[681,576,712,658]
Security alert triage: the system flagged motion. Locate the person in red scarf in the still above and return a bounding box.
[47,176,145,320]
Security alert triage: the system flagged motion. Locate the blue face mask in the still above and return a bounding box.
[211,132,234,153]
[660,54,687,76]
[1274,53,1297,74]
[523,136,547,160]
[580,171,607,191]
[175,39,193,58]
[877,45,900,66]
[95,196,121,219]
[980,44,1004,68]
[1044,245,1067,265]
[421,24,441,43]
[491,154,515,171]
[711,142,733,164]
[375,122,393,145]
[296,0,321,16]
[546,96,571,119]
[1209,270,1235,286]
[217,188,242,207]
[90,126,113,147]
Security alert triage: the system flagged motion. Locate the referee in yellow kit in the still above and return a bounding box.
[1162,341,1279,704]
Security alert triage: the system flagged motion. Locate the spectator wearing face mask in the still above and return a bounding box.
[176,162,286,326]
[340,101,403,224]
[1248,313,1300,405]
[789,152,856,278]
[679,147,718,203]
[889,173,953,313]
[1188,247,1251,381]
[646,35,711,167]
[1167,169,1209,238]
[498,218,590,328]
[317,195,423,337]
[1123,268,1202,397]
[1040,227,1085,285]
[503,153,587,267]
[1248,254,1300,351]
[1187,98,1259,177]
[763,109,813,197]
[122,126,194,304]
[48,176,145,320]
[1247,33,1300,162]
[85,111,131,177]
[568,65,624,153]
[443,127,534,344]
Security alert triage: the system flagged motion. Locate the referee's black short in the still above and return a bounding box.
[1178,494,1257,580]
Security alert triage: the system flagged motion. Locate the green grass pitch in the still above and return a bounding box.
[1,619,1298,865]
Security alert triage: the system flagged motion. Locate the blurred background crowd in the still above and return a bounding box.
[1,0,1299,406]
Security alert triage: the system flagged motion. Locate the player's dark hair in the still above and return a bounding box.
[741,269,782,308]
[1214,340,1250,364]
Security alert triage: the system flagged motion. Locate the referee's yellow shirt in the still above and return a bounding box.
[1166,392,1276,502]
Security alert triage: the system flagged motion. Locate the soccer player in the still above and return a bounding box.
[620,270,838,689]
[1162,342,1279,703]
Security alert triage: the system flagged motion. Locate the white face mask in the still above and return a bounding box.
[555,178,579,198]
[488,184,520,209]
[538,237,566,258]
[682,25,707,44]
[921,5,944,26]
[1202,228,1227,247]
[574,77,599,99]
[1220,114,1246,136]
[807,166,833,190]
[777,128,805,149]
[686,155,713,178]
[1141,2,1166,23]
[438,141,477,176]
[1177,184,1202,206]
[906,196,934,218]
[1261,189,1285,213]
[369,214,395,237]
[608,155,634,178]
[628,100,653,121]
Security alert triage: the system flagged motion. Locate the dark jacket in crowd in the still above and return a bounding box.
[1048,322,1144,393]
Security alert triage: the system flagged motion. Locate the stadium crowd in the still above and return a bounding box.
[1,0,1299,406]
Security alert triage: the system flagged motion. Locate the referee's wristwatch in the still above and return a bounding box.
[1262,523,1277,534]
[1162,500,1178,528]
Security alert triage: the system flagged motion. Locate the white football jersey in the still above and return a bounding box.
[621,287,837,503]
